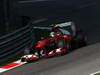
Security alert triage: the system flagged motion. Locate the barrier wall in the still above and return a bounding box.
[0,25,33,63]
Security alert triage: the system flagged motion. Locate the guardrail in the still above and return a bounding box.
[0,25,33,63]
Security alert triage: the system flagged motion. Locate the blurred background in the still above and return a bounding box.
[0,0,99,35]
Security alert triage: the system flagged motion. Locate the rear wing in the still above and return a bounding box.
[55,22,74,27]
[33,21,76,36]
[33,21,75,29]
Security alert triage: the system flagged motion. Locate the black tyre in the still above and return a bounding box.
[21,58,26,62]
[21,58,31,63]
[73,30,87,49]
[26,60,31,63]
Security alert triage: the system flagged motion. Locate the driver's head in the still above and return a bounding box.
[50,27,60,37]
[50,32,55,37]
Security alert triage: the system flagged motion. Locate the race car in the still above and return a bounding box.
[21,22,87,62]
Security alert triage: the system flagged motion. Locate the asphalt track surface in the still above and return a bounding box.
[1,43,100,75]
[1,0,100,75]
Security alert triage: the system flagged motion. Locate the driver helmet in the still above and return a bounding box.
[50,32,55,37]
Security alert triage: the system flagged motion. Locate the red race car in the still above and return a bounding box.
[21,22,87,63]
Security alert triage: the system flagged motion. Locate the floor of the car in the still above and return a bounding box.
[45,45,58,53]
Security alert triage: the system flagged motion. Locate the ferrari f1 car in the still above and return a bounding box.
[21,22,87,63]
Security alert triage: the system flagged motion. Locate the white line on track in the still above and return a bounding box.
[90,71,100,75]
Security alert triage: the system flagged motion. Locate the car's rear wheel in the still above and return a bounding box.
[72,30,87,49]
